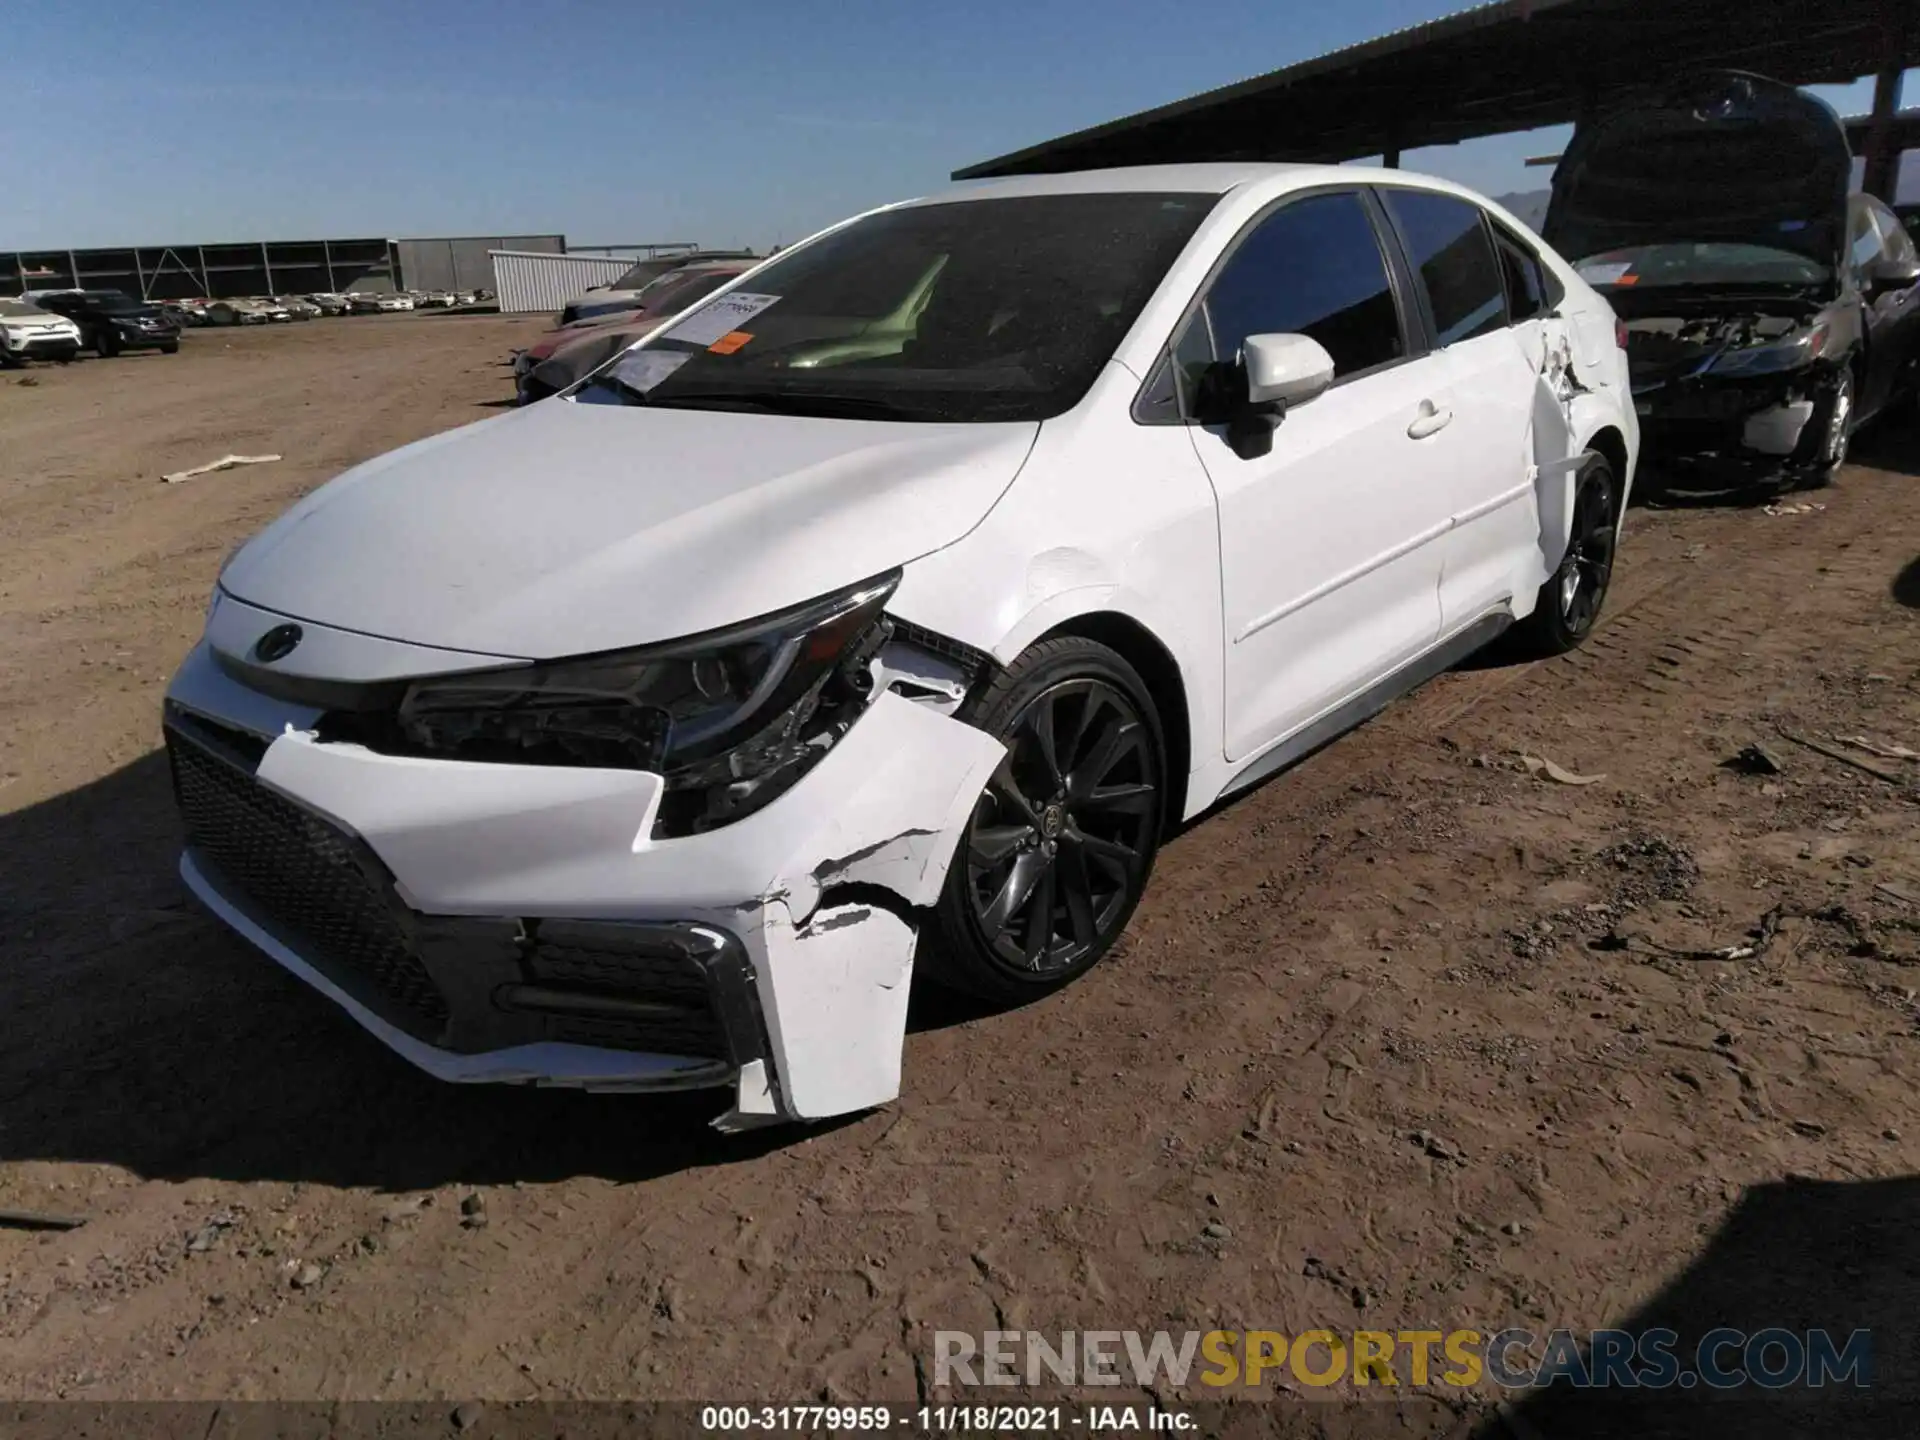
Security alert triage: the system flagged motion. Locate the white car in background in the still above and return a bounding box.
[205,300,273,326]
[0,298,82,364]
[163,164,1636,1129]
[348,293,414,314]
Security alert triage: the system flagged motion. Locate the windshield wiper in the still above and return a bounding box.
[648,389,916,421]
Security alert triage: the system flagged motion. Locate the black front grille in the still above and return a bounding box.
[520,925,729,1058]
[166,724,451,1037]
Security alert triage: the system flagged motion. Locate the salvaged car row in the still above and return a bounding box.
[140,69,1920,1132]
[0,286,496,365]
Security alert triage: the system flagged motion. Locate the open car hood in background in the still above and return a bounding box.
[1544,71,1850,272]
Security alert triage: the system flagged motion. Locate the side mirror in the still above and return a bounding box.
[1865,255,1920,297]
[1243,332,1336,409]
[1222,333,1336,459]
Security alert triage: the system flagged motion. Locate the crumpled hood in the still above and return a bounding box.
[1545,71,1849,271]
[220,397,1038,659]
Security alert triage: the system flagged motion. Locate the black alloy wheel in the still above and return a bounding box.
[930,638,1165,1004]
[1513,451,1617,657]
[1557,466,1617,639]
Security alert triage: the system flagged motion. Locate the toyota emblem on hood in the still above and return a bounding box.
[252,623,304,664]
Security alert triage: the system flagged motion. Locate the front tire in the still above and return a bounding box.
[927,637,1166,1005]
[94,331,120,358]
[1513,450,1618,657]
[1791,367,1854,491]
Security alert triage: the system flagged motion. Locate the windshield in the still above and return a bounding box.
[84,291,142,313]
[638,268,739,313]
[1572,243,1827,290]
[609,257,693,291]
[574,192,1216,423]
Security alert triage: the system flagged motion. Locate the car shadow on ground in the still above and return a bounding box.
[1471,1175,1920,1440]
[1891,556,1920,609]
[1850,404,1920,479]
[0,750,887,1190]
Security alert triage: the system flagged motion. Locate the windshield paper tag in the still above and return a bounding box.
[1575,262,1633,285]
[606,348,692,393]
[666,292,781,347]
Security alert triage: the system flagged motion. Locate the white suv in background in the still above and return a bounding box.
[163,164,1637,1129]
[0,298,82,364]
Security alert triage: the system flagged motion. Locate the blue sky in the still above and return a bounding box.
[3,0,1910,251]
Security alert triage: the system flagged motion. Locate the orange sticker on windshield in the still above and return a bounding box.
[708,330,753,354]
[1614,274,1639,286]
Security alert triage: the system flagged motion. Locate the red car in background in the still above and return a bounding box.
[512,260,755,404]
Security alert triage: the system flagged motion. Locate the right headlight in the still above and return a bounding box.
[1707,322,1830,377]
[385,572,899,835]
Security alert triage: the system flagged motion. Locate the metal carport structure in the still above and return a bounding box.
[954,0,1917,200]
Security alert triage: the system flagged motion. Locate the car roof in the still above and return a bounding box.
[935,162,1322,200]
[907,161,1507,212]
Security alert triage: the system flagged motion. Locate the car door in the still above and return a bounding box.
[1378,188,1548,636]
[1174,188,1448,764]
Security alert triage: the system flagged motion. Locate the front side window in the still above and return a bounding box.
[1384,189,1507,346]
[1193,190,1406,381]
[575,192,1217,424]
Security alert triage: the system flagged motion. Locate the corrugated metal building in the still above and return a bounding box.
[3,231,571,301]
[394,234,563,293]
[3,238,397,301]
[490,250,635,314]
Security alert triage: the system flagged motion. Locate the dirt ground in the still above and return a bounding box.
[3,317,1920,1431]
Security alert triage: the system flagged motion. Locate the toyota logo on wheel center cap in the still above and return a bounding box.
[252,623,303,664]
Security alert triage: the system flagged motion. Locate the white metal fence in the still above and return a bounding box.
[489,250,634,314]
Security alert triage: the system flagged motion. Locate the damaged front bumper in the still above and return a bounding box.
[1631,363,1843,471]
[162,640,1003,1129]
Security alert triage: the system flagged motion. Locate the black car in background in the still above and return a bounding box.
[1545,72,1920,489]
[32,289,181,358]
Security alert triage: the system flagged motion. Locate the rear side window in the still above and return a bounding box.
[1198,191,1406,379]
[1384,189,1507,345]
[1492,225,1550,321]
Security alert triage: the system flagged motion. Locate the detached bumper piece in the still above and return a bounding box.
[164,714,766,1085]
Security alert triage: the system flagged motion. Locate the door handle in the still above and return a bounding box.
[1407,400,1453,439]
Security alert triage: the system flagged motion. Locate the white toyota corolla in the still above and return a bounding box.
[164,164,1637,1128]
